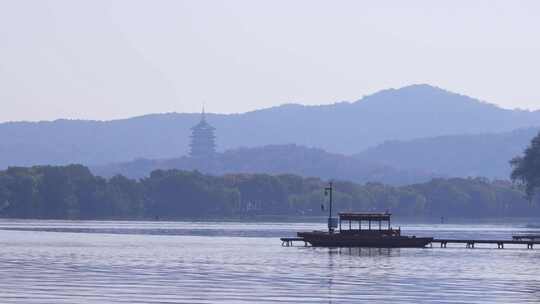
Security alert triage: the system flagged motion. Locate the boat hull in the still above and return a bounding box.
[298,231,433,248]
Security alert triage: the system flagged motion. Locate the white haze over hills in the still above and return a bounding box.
[0,84,539,184]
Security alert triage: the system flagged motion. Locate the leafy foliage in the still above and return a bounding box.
[511,131,540,199]
[0,165,537,219]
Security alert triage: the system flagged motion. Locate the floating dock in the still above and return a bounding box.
[280,237,308,247]
[281,237,540,249]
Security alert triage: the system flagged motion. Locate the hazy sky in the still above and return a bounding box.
[1,0,539,122]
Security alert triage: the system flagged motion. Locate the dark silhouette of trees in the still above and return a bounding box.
[0,165,537,219]
[511,131,540,199]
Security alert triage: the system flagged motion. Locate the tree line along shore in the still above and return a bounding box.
[0,164,538,220]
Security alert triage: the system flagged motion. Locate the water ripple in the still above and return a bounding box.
[0,220,539,303]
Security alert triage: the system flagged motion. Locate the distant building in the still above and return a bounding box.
[189,109,216,158]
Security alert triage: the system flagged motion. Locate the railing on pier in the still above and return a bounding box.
[432,239,540,249]
[280,237,540,249]
[512,234,540,241]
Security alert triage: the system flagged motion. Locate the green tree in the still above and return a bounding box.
[510,132,540,199]
[1,164,540,219]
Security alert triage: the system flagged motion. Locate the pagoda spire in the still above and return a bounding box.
[189,106,216,158]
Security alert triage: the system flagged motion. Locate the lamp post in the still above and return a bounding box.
[325,181,336,233]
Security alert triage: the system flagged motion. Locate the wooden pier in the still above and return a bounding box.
[281,237,540,249]
[432,239,540,249]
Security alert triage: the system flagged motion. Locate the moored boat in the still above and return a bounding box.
[298,212,433,248]
[296,182,433,248]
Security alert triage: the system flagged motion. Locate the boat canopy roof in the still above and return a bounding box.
[339,212,391,221]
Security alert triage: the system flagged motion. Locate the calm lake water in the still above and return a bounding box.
[0,219,539,303]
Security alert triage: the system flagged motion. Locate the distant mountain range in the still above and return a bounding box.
[93,126,539,183]
[355,127,539,179]
[1,84,539,181]
[92,144,436,185]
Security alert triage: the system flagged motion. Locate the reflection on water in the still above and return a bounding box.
[0,220,539,303]
[325,247,396,257]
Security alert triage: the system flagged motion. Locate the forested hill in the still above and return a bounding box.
[93,129,540,183]
[0,164,538,220]
[1,84,540,168]
[92,144,437,186]
[355,127,540,179]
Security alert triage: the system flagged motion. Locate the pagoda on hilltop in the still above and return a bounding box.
[189,108,216,158]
